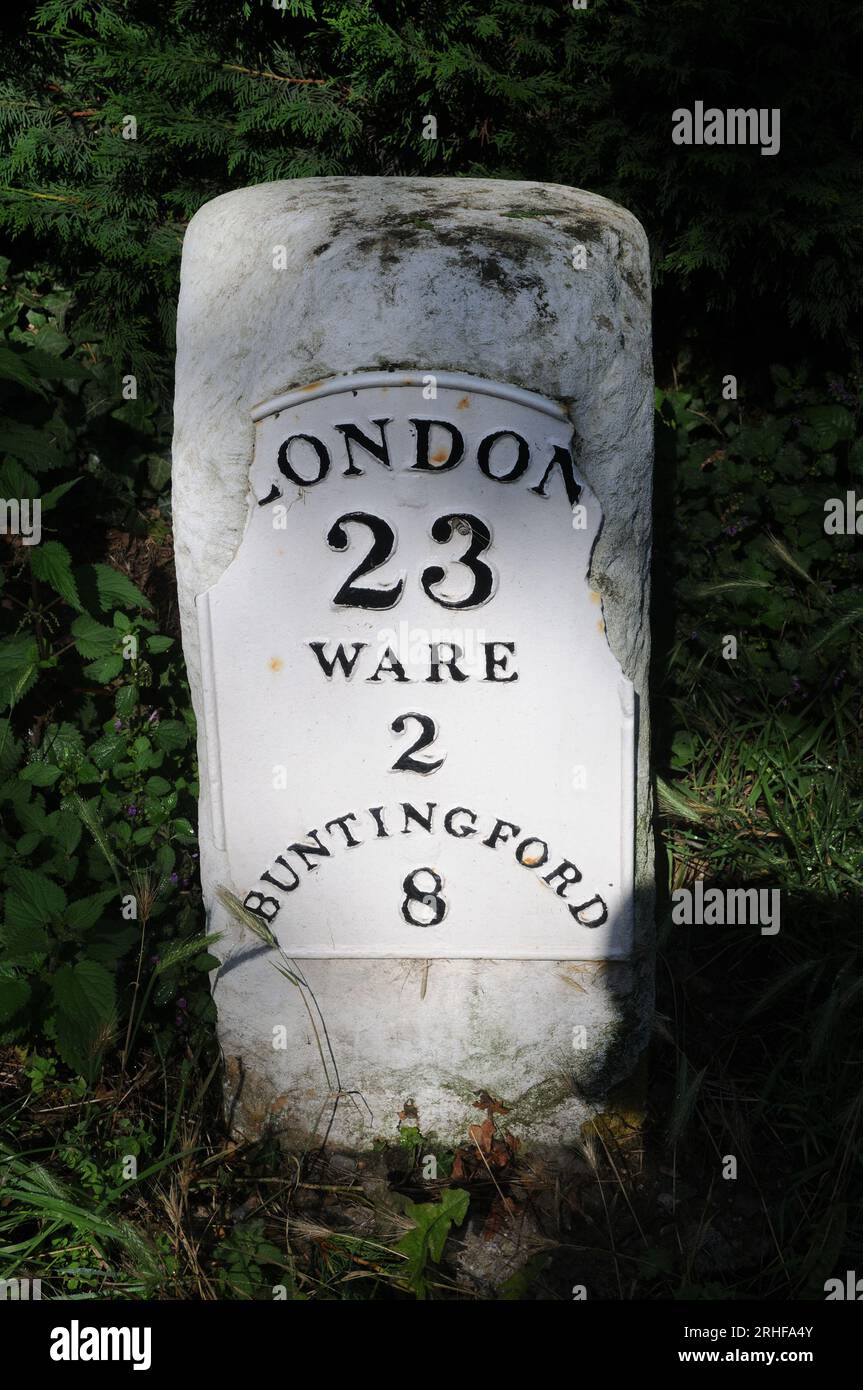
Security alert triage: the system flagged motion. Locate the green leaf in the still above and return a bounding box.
[114,684,138,718]
[71,614,117,659]
[0,635,39,709]
[1,919,51,962]
[20,760,62,786]
[5,867,66,931]
[93,564,150,612]
[0,718,23,776]
[146,636,173,654]
[394,1189,470,1296]
[52,958,116,1027]
[84,653,125,683]
[0,975,30,1023]
[154,720,187,751]
[23,347,89,380]
[47,808,83,855]
[193,953,222,972]
[0,418,63,470]
[0,345,46,394]
[29,541,80,608]
[147,455,172,491]
[801,405,854,451]
[88,730,126,769]
[145,775,172,795]
[41,722,85,770]
[66,889,117,933]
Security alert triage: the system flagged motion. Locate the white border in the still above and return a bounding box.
[251,371,569,423]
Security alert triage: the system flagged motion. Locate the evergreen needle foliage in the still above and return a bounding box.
[1,0,861,384]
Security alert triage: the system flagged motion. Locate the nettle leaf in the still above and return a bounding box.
[52,959,116,1026]
[153,720,187,751]
[5,867,66,931]
[145,775,172,796]
[20,761,62,787]
[146,635,173,654]
[88,730,127,769]
[0,974,30,1023]
[0,635,39,709]
[801,405,855,451]
[47,808,83,855]
[93,564,150,612]
[0,458,37,498]
[0,718,23,776]
[114,684,138,718]
[24,347,90,381]
[66,889,117,933]
[85,926,139,964]
[1,919,51,962]
[53,1006,114,1081]
[41,722,85,770]
[0,418,63,470]
[71,614,117,659]
[0,345,47,394]
[29,541,80,609]
[84,653,125,683]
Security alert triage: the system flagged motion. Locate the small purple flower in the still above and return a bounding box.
[126,804,137,818]
[724,524,739,536]
[147,709,160,725]
[114,718,123,731]
[170,872,179,885]
[177,997,187,1011]
[791,677,803,693]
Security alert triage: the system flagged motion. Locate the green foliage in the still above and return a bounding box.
[0,262,212,1081]
[0,0,860,386]
[655,362,862,708]
[394,1187,470,1297]
[212,1219,291,1299]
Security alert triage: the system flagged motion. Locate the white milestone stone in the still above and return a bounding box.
[172,177,654,1148]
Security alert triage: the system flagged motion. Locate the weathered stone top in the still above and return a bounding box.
[173,177,651,675]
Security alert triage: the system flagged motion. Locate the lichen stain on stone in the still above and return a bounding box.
[561,217,609,244]
[396,213,436,232]
[619,262,648,303]
[268,657,283,672]
[500,207,573,221]
[456,396,470,410]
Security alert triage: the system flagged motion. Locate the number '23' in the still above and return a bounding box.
[326,511,495,610]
